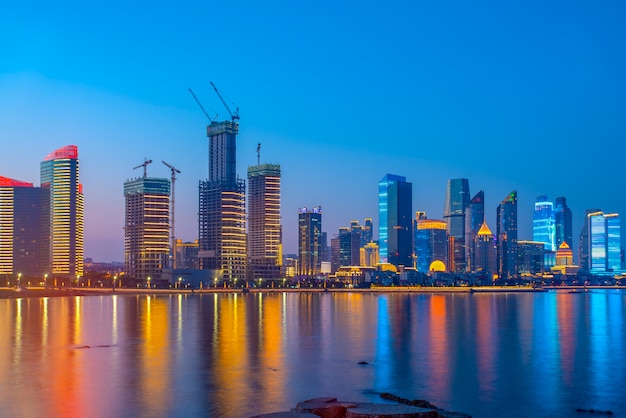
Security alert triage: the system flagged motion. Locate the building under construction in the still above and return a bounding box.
[124,177,170,280]
[198,120,247,281]
[247,163,282,280]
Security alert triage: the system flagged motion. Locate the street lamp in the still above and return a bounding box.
[177,277,182,289]
[17,273,22,288]
[147,277,151,288]
[44,273,48,288]
[214,277,217,288]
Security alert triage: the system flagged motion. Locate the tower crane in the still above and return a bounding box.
[188,88,218,122]
[162,160,181,269]
[133,158,152,178]
[256,143,261,166]
[210,81,240,122]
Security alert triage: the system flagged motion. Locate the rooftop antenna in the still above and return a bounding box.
[133,158,152,178]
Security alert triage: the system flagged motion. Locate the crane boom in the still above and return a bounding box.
[133,158,152,178]
[210,81,239,122]
[188,88,217,122]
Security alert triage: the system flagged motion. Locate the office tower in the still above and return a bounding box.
[330,235,340,273]
[415,218,448,273]
[517,241,545,275]
[496,191,518,279]
[338,226,361,267]
[198,120,247,281]
[360,242,379,267]
[378,174,412,267]
[247,163,281,280]
[40,145,84,279]
[363,218,373,245]
[554,197,573,248]
[320,232,330,262]
[444,178,470,272]
[474,222,496,276]
[0,177,41,277]
[587,211,622,275]
[464,190,484,272]
[533,195,556,252]
[298,206,322,276]
[124,176,170,280]
[578,208,601,272]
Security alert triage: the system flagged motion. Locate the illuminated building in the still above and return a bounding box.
[360,242,379,267]
[415,218,448,273]
[496,191,517,279]
[587,211,622,275]
[554,196,573,249]
[298,206,322,276]
[363,218,373,245]
[199,121,247,281]
[247,163,281,280]
[464,190,484,272]
[378,174,412,267]
[174,239,199,269]
[0,177,41,276]
[517,241,544,275]
[124,177,170,279]
[552,242,579,275]
[533,195,556,252]
[474,222,496,276]
[40,145,84,279]
[444,178,470,272]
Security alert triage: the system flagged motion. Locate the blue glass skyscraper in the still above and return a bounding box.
[588,211,621,275]
[378,174,412,267]
[533,195,556,252]
[444,178,470,272]
[464,190,484,272]
[554,196,573,248]
[496,191,518,279]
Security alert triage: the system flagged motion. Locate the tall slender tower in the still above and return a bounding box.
[444,178,470,272]
[378,174,412,267]
[554,196,573,248]
[464,190,484,272]
[533,195,556,251]
[124,177,170,280]
[587,211,622,275]
[496,191,517,279]
[199,120,247,281]
[298,207,322,276]
[247,163,281,280]
[40,145,84,279]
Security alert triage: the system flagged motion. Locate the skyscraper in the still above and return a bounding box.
[378,174,412,267]
[415,218,448,273]
[444,178,470,272]
[198,120,247,281]
[533,195,556,252]
[578,208,601,272]
[247,163,282,280]
[0,177,41,277]
[40,145,84,279]
[587,211,622,275]
[464,190,484,272]
[124,176,170,280]
[363,218,373,245]
[298,207,322,276]
[496,191,517,279]
[554,196,573,248]
[474,222,496,276]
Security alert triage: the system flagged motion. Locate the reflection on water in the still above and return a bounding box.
[0,291,625,417]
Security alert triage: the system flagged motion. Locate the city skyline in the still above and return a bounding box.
[2,1,626,262]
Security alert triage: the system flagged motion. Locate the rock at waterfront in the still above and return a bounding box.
[251,412,319,418]
[345,403,438,418]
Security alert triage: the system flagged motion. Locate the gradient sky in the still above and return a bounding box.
[2,1,625,262]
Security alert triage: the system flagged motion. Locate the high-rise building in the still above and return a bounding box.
[337,226,361,267]
[578,208,601,272]
[124,176,170,280]
[298,207,322,276]
[517,241,545,275]
[360,242,379,267]
[587,211,622,275]
[554,196,573,248]
[496,191,517,279]
[40,145,84,279]
[533,195,556,252]
[247,163,281,280]
[0,177,42,277]
[363,218,374,245]
[444,178,470,272]
[415,218,448,273]
[378,174,412,267]
[198,120,247,281]
[474,222,496,276]
[464,190,484,272]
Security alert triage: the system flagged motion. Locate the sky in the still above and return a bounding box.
[1,1,625,262]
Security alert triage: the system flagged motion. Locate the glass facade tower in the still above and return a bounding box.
[588,211,621,275]
[533,195,556,252]
[298,207,322,276]
[444,178,470,272]
[464,190,484,272]
[554,196,573,248]
[378,174,412,267]
[496,191,518,279]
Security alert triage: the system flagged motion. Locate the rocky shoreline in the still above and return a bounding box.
[252,394,472,418]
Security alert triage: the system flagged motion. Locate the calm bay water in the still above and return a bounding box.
[1,290,625,417]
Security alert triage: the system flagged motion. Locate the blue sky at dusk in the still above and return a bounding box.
[1,1,625,262]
